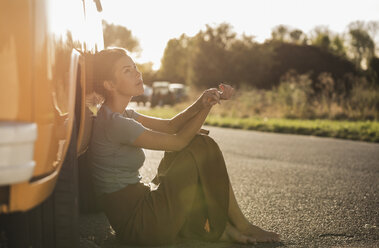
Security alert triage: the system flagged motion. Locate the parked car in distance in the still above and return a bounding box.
[169,83,188,103]
[151,81,174,107]
[131,84,153,106]
[150,82,189,107]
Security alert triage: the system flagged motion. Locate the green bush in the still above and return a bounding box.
[344,77,379,120]
[275,71,314,118]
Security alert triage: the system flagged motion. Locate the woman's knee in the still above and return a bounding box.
[189,134,218,149]
[182,135,223,165]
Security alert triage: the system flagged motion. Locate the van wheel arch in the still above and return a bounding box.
[0,120,79,248]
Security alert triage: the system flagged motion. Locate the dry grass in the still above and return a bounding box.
[139,79,379,143]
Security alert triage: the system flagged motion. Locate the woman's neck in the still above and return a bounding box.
[104,95,132,114]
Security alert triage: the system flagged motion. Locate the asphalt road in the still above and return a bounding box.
[80,126,379,248]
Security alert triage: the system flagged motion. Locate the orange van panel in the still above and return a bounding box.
[1,0,104,213]
[0,1,33,121]
[31,0,83,177]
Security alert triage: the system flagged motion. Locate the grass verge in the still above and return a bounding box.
[139,107,379,143]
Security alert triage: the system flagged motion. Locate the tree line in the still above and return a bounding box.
[102,20,379,93]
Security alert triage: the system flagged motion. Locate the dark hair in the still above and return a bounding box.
[93,47,128,99]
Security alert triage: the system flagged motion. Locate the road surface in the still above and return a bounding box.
[80,126,379,247]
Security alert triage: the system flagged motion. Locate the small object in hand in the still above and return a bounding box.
[219,83,234,100]
[219,83,226,99]
[199,128,210,135]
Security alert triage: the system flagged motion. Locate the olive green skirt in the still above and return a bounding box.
[100,134,230,246]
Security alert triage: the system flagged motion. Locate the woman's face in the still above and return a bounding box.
[111,55,144,97]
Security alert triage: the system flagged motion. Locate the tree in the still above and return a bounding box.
[330,35,346,57]
[367,21,379,57]
[102,21,140,53]
[160,23,275,89]
[271,25,290,42]
[262,41,357,91]
[159,22,278,89]
[369,57,379,85]
[289,29,304,44]
[309,26,347,57]
[229,35,275,88]
[159,34,191,84]
[189,23,237,88]
[309,26,332,50]
[366,21,379,41]
[348,26,375,69]
[348,20,366,31]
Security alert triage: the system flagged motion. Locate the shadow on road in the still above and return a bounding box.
[79,212,287,248]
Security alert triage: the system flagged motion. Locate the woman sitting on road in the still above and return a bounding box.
[89,47,280,246]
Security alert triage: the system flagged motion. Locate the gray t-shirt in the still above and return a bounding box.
[89,104,147,197]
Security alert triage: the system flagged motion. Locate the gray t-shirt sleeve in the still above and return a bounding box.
[106,112,146,145]
[124,109,141,120]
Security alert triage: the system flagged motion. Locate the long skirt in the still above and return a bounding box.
[100,134,230,246]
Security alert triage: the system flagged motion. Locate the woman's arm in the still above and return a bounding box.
[134,98,202,134]
[132,106,212,151]
[135,89,220,134]
[169,84,234,134]
[166,98,203,133]
[132,88,222,151]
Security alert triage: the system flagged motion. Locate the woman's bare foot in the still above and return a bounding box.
[237,222,280,243]
[220,222,257,245]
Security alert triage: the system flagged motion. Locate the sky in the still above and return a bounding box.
[101,0,379,70]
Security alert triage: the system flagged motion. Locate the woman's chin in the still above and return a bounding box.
[138,82,144,93]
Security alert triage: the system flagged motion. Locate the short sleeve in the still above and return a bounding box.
[124,109,141,120]
[106,112,147,145]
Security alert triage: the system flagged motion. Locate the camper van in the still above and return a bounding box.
[0,0,104,247]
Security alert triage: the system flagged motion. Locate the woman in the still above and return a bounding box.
[89,47,280,246]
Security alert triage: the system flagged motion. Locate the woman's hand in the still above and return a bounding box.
[200,88,221,108]
[219,83,235,100]
[198,84,235,109]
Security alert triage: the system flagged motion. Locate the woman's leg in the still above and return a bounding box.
[151,134,263,245]
[227,182,250,228]
[139,134,278,245]
[219,221,257,244]
[124,135,230,245]
[184,135,279,243]
[227,181,281,242]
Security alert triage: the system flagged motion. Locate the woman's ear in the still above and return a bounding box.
[103,80,115,92]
